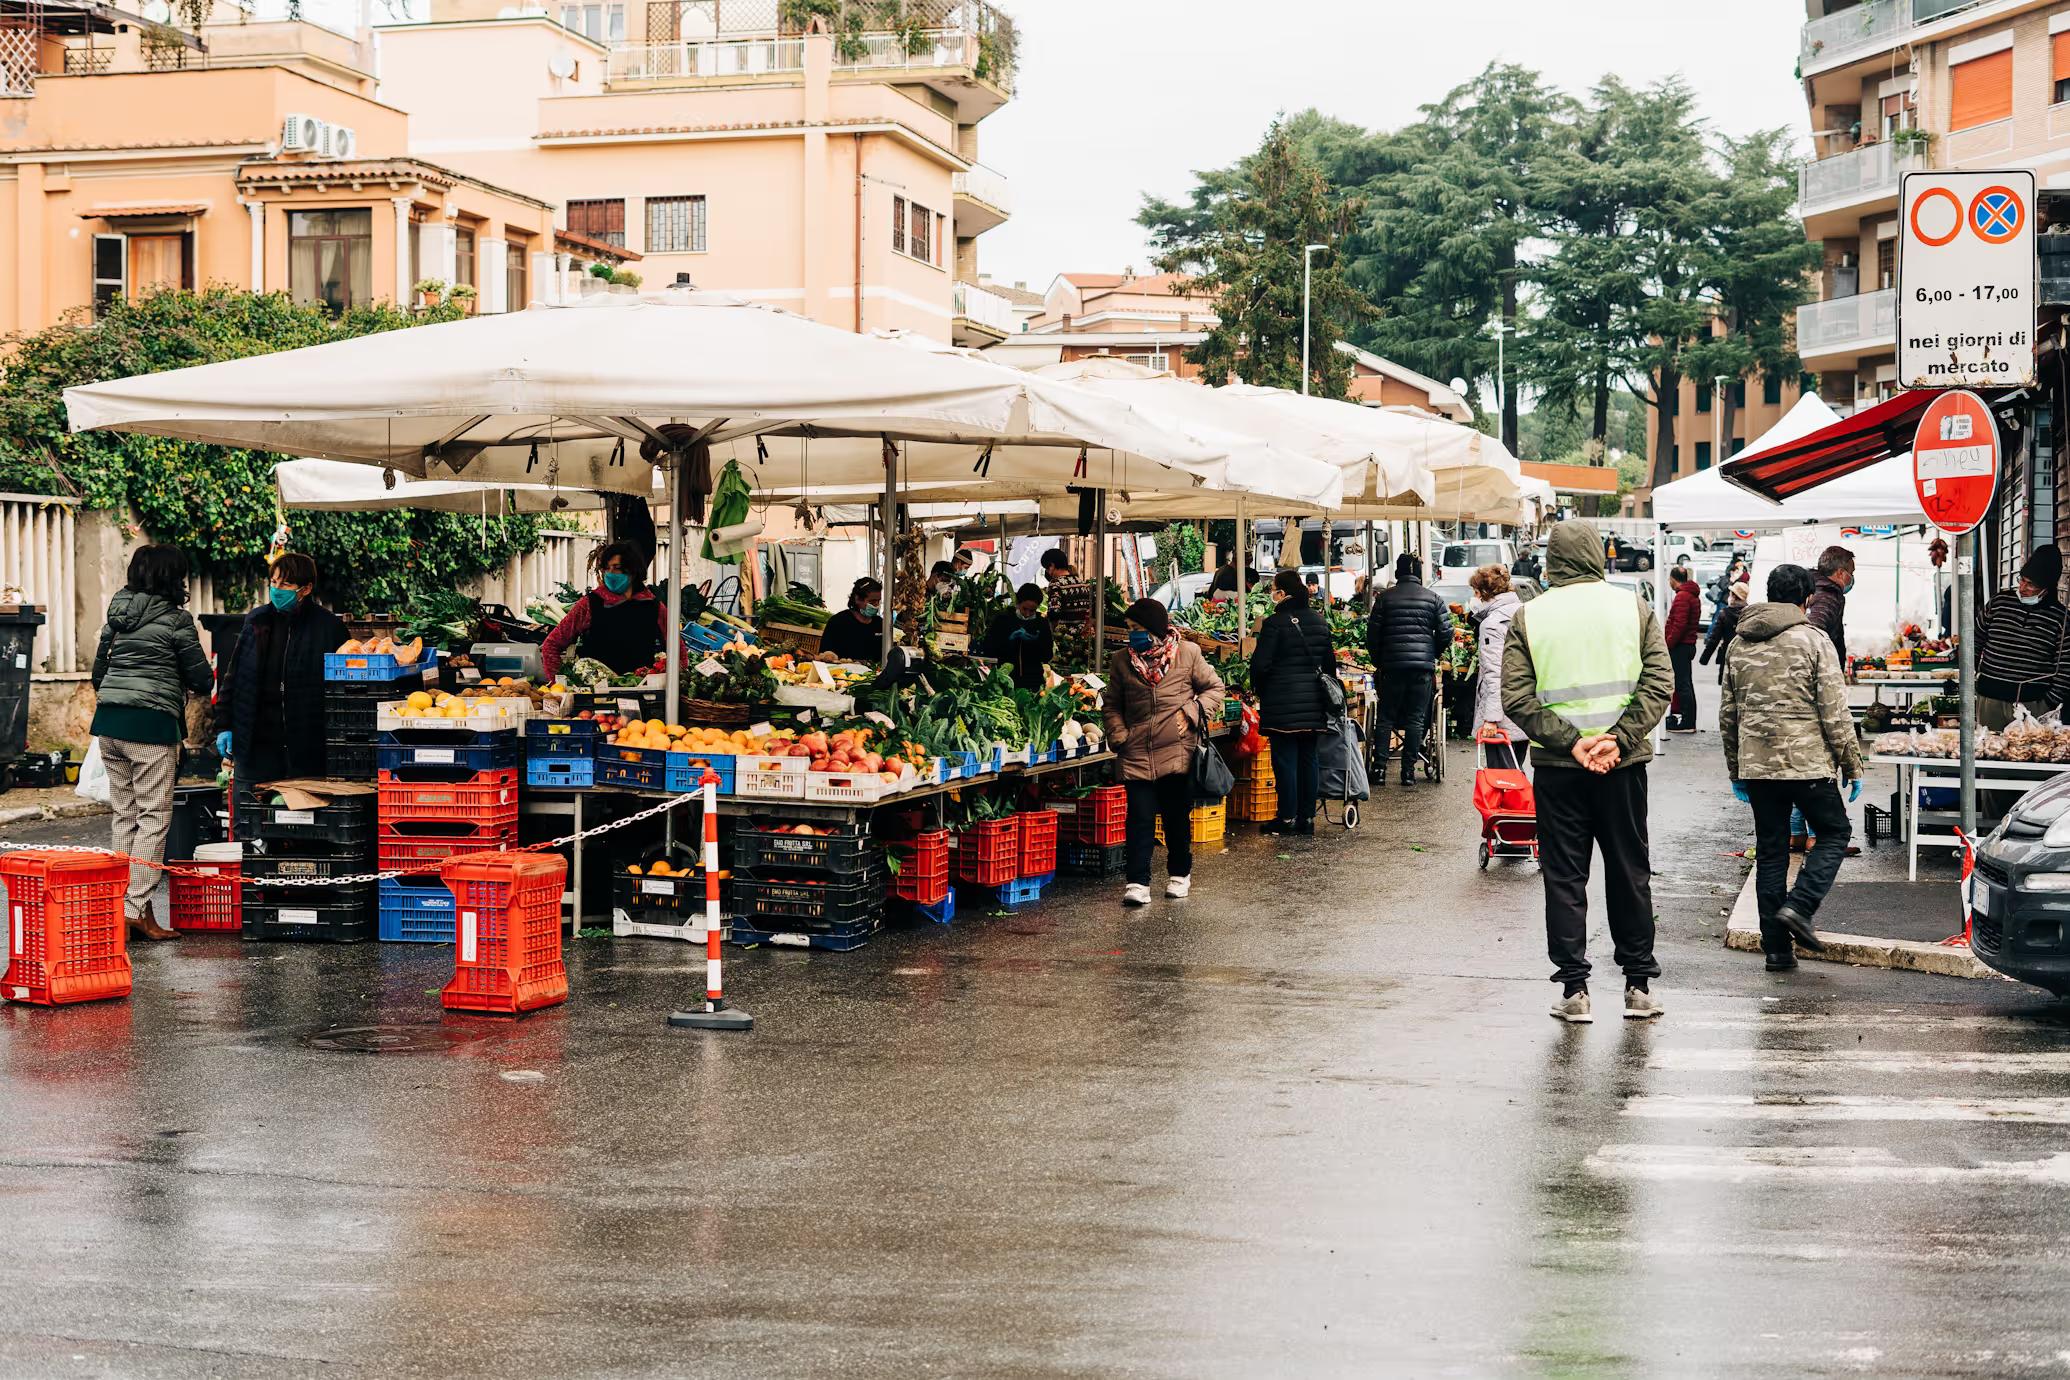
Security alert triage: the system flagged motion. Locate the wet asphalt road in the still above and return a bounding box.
[4,718,2070,1377]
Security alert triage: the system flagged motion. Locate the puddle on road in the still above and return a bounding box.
[302,1024,504,1054]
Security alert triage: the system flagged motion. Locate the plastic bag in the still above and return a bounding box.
[1236,702,1263,758]
[75,737,110,805]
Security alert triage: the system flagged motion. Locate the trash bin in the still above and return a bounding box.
[0,606,46,784]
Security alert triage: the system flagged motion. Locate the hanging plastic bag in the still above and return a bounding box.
[1236,701,1263,757]
[75,737,110,805]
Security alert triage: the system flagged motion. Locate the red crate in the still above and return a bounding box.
[1015,809,1058,879]
[377,777,520,827]
[1,851,130,1006]
[952,816,1022,887]
[1074,786,1126,846]
[440,853,568,1015]
[169,861,241,933]
[378,830,518,878]
[888,829,950,905]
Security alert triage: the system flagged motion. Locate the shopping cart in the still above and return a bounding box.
[1370,686,1446,785]
[1317,714,1369,831]
[1473,728,1537,869]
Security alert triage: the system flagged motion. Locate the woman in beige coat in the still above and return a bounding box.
[1104,598,1225,907]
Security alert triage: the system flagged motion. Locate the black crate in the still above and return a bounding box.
[241,896,377,943]
[733,825,883,878]
[611,866,726,919]
[730,870,886,927]
[326,739,376,781]
[1060,841,1127,878]
[235,788,376,851]
[243,854,373,884]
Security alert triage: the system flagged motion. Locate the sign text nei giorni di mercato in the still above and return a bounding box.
[1896,169,2036,389]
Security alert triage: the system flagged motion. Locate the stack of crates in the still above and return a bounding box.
[1154,801,1228,846]
[1054,784,1126,878]
[322,650,430,783]
[525,717,597,790]
[375,698,524,942]
[728,816,886,950]
[0,850,129,1005]
[1231,749,1278,823]
[237,786,377,941]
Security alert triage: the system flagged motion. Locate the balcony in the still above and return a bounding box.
[607,35,804,83]
[952,279,1012,345]
[952,163,1010,234]
[1800,1,2003,75]
[1799,140,1921,236]
[1797,287,1897,366]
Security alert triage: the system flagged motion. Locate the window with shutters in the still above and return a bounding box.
[1877,237,1896,291]
[1951,46,2013,130]
[1696,385,1711,414]
[645,195,706,253]
[507,243,530,312]
[1763,373,1782,405]
[892,195,906,255]
[92,234,125,316]
[891,194,941,266]
[565,198,625,248]
[1881,90,1915,138]
[455,226,476,291]
[1695,441,1712,472]
[288,209,371,314]
[2055,30,2070,104]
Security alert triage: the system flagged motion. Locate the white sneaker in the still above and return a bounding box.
[1122,883,1151,907]
[1165,875,1191,899]
[1624,987,1665,1020]
[1549,991,1593,1023]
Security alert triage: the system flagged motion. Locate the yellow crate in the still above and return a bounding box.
[1233,774,1278,822]
[1155,802,1228,844]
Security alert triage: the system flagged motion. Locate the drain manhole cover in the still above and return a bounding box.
[303,1024,498,1054]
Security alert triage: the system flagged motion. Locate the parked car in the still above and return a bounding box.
[1971,778,2070,996]
[1439,539,1515,573]
[1151,571,1217,609]
[1603,535,1654,572]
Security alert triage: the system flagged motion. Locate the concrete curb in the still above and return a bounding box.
[1723,864,2004,981]
[0,799,110,828]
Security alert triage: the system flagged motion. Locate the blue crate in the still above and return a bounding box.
[989,870,1055,909]
[324,647,440,682]
[525,718,598,759]
[910,891,956,926]
[726,916,881,951]
[376,737,521,774]
[598,755,668,792]
[682,621,732,652]
[665,751,736,796]
[527,758,595,789]
[377,878,455,943]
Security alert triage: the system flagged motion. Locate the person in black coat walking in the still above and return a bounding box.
[1700,579,1749,682]
[213,551,349,791]
[1251,570,1336,834]
[1364,551,1452,788]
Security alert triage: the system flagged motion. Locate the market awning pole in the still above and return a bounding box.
[1364,520,1377,609]
[1958,529,1977,836]
[665,447,685,851]
[1235,495,1247,611]
[1652,518,1667,752]
[879,437,896,669]
[1093,491,1108,655]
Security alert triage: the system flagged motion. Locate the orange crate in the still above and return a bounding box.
[1,851,130,1006]
[440,853,567,1015]
[378,830,518,879]
[169,861,242,932]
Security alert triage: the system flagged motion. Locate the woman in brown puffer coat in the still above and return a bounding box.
[1103,598,1225,909]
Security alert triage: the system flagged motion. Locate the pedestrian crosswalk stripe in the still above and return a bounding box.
[1653,1049,2070,1074]
[1673,1014,2059,1032]
[1587,1144,2070,1183]
[1623,1094,2070,1123]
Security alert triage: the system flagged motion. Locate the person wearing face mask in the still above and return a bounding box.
[978,583,1055,691]
[819,577,887,663]
[213,551,348,787]
[1105,598,1224,907]
[540,542,686,680]
[1250,570,1334,835]
[1975,544,2070,730]
[1802,544,1855,667]
[927,561,958,603]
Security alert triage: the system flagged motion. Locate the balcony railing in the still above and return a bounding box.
[1801,1,2002,69]
[1798,287,1897,355]
[1799,140,1919,216]
[833,27,982,76]
[953,280,1014,335]
[607,34,804,81]
[952,163,1011,215]
[60,44,112,74]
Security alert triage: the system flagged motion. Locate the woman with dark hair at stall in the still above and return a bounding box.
[541,541,687,679]
[819,577,887,662]
[1250,569,1334,835]
[94,544,215,940]
[214,550,348,787]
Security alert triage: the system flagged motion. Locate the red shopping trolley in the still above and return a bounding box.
[1473,728,1538,869]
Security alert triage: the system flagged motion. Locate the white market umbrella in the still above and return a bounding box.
[1653,394,1928,531]
[275,457,643,513]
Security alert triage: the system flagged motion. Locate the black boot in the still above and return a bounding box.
[1260,819,1293,836]
[1775,902,1826,953]
[1765,949,1798,972]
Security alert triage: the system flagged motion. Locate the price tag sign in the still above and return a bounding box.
[617,698,642,717]
[695,657,725,677]
[1898,169,2035,388]
[812,662,836,688]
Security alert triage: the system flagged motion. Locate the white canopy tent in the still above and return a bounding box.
[1652,394,1929,531]
[274,458,642,513]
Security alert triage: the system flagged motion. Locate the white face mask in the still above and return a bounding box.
[2021,592,2044,607]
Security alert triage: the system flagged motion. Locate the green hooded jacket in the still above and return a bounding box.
[1499,520,1673,771]
[91,589,214,725]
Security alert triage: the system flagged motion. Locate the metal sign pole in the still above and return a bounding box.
[1957,530,1977,837]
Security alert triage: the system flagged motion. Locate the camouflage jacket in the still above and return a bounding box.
[1719,602,1864,782]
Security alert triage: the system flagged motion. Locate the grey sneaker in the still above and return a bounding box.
[1165,874,1191,899]
[1549,991,1593,1023]
[1122,883,1151,908]
[1624,987,1665,1020]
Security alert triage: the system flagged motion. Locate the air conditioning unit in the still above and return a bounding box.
[280,113,326,154]
[324,124,357,160]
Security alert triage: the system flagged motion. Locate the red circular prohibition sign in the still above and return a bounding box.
[1969,185,2024,244]
[1910,186,1964,247]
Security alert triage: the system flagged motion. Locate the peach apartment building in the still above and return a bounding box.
[373,0,1019,346]
[0,0,618,333]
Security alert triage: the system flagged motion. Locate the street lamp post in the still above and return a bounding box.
[1491,321,1515,449]
[1302,243,1328,396]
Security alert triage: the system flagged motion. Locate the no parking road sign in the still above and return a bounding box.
[1898,169,2035,389]
[1912,389,2000,538]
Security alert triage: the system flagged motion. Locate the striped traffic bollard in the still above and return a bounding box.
[668,770,753,1032]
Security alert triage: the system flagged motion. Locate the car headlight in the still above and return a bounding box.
[2044,812,2070,849]
[2024,872,2070,892]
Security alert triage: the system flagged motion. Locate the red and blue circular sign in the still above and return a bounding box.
[1970,186,2024,244]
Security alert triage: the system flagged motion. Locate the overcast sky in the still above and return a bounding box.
[978,0,1810,294]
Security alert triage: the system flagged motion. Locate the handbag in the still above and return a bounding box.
[1289,610,1348,724]
[1192,711,1234,799]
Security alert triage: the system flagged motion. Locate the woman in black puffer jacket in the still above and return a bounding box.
[1250,570,1335,835]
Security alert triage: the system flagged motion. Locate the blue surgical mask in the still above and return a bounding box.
[1128,630,1153,652]
[2021,592,2044,606]
[268,586,299,612]
[602,571,631,595]
[862,604,880,621]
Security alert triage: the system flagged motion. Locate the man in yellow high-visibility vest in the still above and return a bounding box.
[1502,519,1674,1024]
